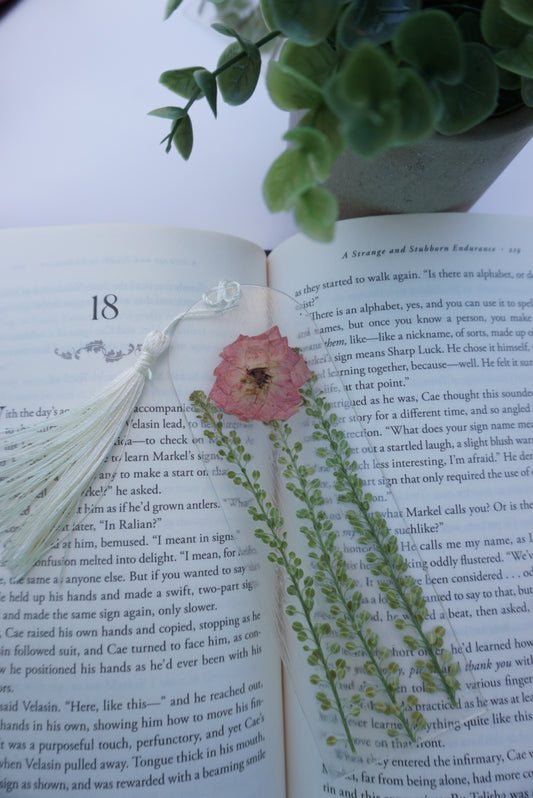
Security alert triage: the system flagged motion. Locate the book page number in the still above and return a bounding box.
[92,294,119,320]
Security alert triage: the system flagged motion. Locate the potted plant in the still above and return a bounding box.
[152,0,533,240]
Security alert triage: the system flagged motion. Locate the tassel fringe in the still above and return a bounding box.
[1,330,169,579]
[1,281,241,580]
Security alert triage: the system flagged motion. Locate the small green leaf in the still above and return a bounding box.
[294,187,338,242]
[502,0,533,25]
[217,42,261,105]
[284,126,332,181]
[327,43,398,157]
[279,40,338,88]
[393,9,464,85]
[495,31,533,79]
[173,114,193,160]
[499,66,521,89]
[148,106,187,120]
[194,69,217,117]
[298,106,346,161]
[267,0,342,46]
[263,148,315,212]
[160,68,204,99]
[211,22,261,60]
[211,22,240,38]
[522,76,533,105]
[164,0,183,20]
[437,43,499,134]
[267,61,323,110]
[482,0,529,48]
[339,42,396,106]
[259,0,278,31]
[338,0,418,49]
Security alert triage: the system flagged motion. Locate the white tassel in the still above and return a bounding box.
[0,281,241,580]
[1,330,169,580]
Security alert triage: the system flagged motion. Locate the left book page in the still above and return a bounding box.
[0,225,285,798]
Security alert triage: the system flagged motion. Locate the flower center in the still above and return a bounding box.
[246,367,270,389]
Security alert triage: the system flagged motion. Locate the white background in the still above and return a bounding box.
[1,0,532,250]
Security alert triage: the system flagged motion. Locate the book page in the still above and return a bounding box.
[268,214,533,797]
[0,225,286,798]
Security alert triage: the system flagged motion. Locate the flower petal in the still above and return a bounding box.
[209,327,312,422]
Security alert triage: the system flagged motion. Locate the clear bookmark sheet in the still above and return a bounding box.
[169,285,483,777]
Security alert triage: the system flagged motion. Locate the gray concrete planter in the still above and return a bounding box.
[317,106,533,218]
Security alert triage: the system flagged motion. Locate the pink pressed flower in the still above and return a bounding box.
[209,326,312,423]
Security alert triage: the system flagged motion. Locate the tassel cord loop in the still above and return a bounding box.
[163,279,241,337]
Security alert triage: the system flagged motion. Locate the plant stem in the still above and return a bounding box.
[302,383,459,707]
[272,420,421,742]
[162,28,282,150]
[191,392,357,752]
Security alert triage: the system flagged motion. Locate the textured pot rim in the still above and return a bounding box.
[291,104,533,143]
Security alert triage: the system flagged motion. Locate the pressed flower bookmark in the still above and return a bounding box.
[169,284,484,777]
[0,280,241,580]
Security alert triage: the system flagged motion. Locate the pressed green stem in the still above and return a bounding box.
[193,395,356,753]
[303,386,458,707]
[273,420,418,742]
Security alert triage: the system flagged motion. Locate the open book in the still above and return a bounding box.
[1,214,532,797]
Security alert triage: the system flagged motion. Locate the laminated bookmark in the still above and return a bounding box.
[1,279,483,776]
[169,284,484,775]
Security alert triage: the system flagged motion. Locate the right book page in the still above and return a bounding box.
[268,213,533,797]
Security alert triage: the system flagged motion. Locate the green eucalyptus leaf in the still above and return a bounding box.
[341,42,396,105]
[217,42,261,105]
[328,43,398,157]
[267,0,341,46]
[212,22,260,58]
[456,10,482,43]
[522,76,533,105]
[164,0,183,20]
[344,107,397,157]
[481,0,529,48]
[499,65,522,89]
[495,31,533,78]
[338,0,419,49]
[437,43,498,134]
[259,0,278,31]
[501,0,533,25]
[297,105,346,160]
[194,69,217,116]
[173,113,193,160]
[393,9,464,84]
[267,60,323,110]
[211,22,239,38]
[284,126,332,180]
[148,106,187,120]
[279,41,338,88]
[323,71,356,122]
[160,68,204,99]
[263,148,315,212]
[394,67,436,144]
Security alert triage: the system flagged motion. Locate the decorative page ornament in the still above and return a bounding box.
[0,281,241,580]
